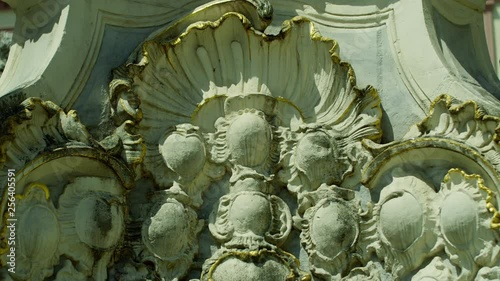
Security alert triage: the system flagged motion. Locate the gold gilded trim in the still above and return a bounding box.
[444,168,499,229]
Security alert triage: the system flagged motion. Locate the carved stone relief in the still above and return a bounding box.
[0,31,11,77]
[0,0,499,280]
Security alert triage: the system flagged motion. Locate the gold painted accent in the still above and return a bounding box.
[0,206,14,254]
[206,249,299,280]
[276,96,305,120]
[134,136,148,165]
[118,98,140,120]
[301,274,312,281]
[444,169,500,230]
[278,248,301,266]
[143,12,254,55]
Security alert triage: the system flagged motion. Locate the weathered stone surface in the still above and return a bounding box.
[0,0,499,280]
[0,31,11,76]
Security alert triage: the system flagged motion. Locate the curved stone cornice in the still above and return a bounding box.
[0,0,271,113]
[0,1,499,280]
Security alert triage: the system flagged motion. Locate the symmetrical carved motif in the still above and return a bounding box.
[296,186,359,279]
[405,95,500,173]
[7,183,59,281]
[0,0,499,280]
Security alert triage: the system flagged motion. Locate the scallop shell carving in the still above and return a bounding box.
[134,13,381,136]
[127,12,381,185]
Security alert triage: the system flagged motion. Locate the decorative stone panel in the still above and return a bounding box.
[0,0,499,280]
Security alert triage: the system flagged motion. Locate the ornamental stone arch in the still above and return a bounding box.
[0,0,499,280]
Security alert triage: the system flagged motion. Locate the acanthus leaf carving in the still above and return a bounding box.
[57,177,126,280]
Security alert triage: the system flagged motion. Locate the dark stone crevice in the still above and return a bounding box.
[0,31,12,77]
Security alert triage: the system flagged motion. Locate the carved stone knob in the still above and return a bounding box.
[160,125,206,181]
[75,196,124,250]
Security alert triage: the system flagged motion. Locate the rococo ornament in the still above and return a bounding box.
[0,0,499,280]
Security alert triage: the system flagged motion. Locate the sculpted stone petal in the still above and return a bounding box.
[228,193,272,236]
[476,266,500,280]
[379,192,424,251]
[137,192,203,280]
[295,130,338,187]
[10,185,60,281]
[160,130,206,180]
[19,205,59,259]
[209,191,291,249]
[433,169,500,280]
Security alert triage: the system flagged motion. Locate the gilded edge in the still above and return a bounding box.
[443,168,500,229]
